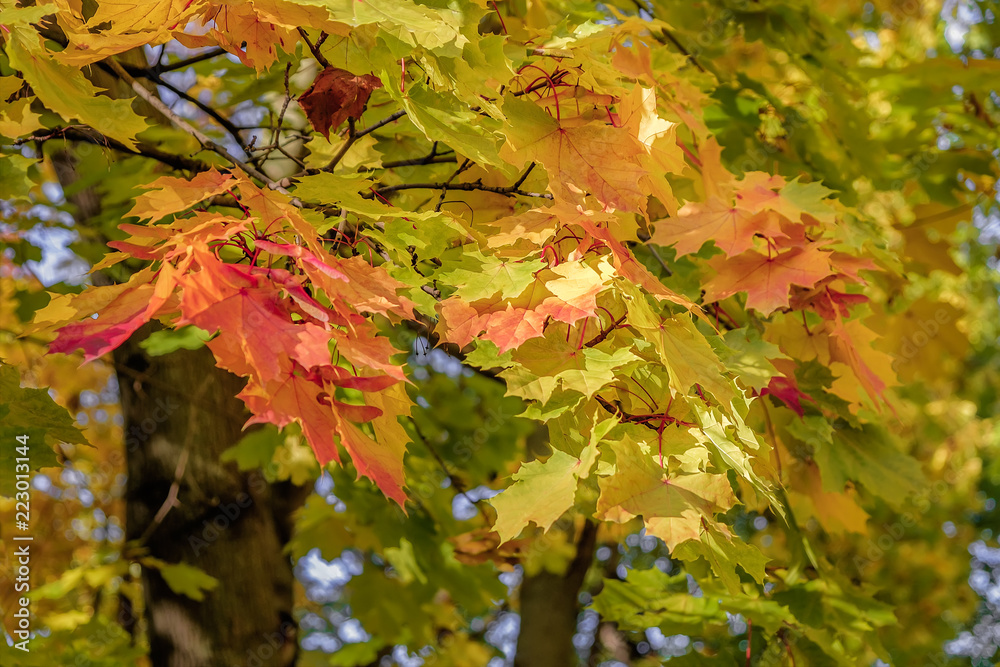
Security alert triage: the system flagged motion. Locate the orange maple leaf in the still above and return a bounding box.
[503,97,648,212]
[704,245,833,315]
[241,363,407,506]
[127,169,235,223]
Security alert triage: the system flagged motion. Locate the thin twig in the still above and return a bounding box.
[585,313,627,347]
[154,47,227,73]
[105,58,287,192]
[645,243,673,277]
[411,418,490,522]
[511,162,536,189]
[324,118,357,171]
[355,110,407,138]
[368,181,552,199]
[381,155,457,169]
[297,28,331,68]
[253,62,295,167]
[435,158,473,211]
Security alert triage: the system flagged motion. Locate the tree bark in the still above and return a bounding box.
[515,520,597,667]
[115,325,308,667]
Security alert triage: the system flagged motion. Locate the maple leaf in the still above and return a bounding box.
[438,250,546,302]
[299,67,383,139]
[673,521,768,594]
[502,328,639,405]
[254,240,415,321]
[789,462,870,535]
[703,245,834,315]
[828,317,896,407]
[762,375,813,417]
[437,259,611,353]
[502,96,648,212]
[597,434,736,550]
[490,444,598,544]
[128,169,235,223]
[49,269,170,362]
[483,208,562,249]
[616,86,685,214]
[333,411,408,508]
[175,260,332,382]
[202,2,297,71]
[330,325,407,381]
[571,212,696,310]
[3,12,150,148]
[789,281,870,319]
[240,364,342,465]
[652,201,785,258]
[623,284,734,404]
[241,362,408,506]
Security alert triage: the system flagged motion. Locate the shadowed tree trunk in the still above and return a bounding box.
[515,520,598,667]
[45,44,310,665]
[114,325,308,667]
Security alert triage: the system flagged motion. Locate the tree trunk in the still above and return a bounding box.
[46,43,309,664]
[515,521,597,667]
[114,325,307,667]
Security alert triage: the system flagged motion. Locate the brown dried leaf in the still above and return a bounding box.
[298,67,382,139]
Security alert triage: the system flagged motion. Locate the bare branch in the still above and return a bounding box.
[105,58,287,192]
[369,180,552,200]
[297,28,332,68]
[16,127,211,173]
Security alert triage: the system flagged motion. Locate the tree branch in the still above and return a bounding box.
[323,118,356,171]
[356,109,407,138]
[297,28,331,68]
[152,47,228,74]
[658,28,707,73]
[368,181,552,199]
[105,58,287,192]
[584,312,627,347]
[16,127,211,173]
[139,70,246,148]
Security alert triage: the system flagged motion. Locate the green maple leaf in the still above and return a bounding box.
[815,423,924,507]
[674,521,768,595]
[597,433,736,550]
[624,284,735,404]
[0,364,87,496]
[490,441,598,543]
[438,250,545,301]
[503,331,639,404]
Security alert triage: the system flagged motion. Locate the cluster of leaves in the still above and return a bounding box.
[3,0,1000,665]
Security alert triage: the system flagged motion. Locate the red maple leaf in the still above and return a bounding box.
[241,362,407,506]
[50,281,168,362]
[175,259,332,382]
